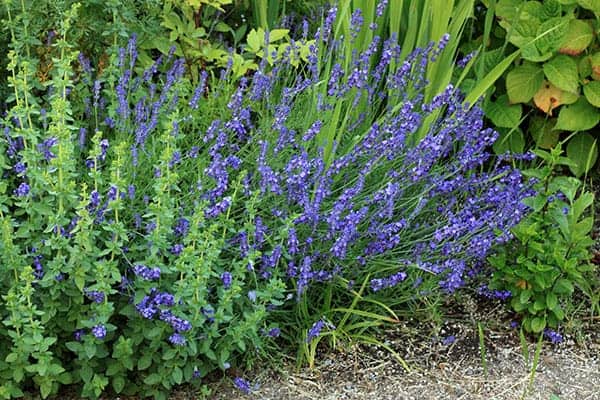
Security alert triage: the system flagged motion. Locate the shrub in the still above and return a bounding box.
[0,2,533,399]
[487,143,597,333]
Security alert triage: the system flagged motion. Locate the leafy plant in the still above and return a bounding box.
[475,0,600,175]
[488,143,597,333]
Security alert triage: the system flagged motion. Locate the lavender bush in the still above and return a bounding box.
[0,3,533,399]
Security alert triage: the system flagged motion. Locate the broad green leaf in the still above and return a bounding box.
[506,63,544,103]
[566,132,598,176]
[496,0,522,21]
[522,1,544,20]
[559,19,594,56]
[529,116,560,149]
[583,81,600,107]
[531,316,547,333]
[493,128,525,154]
[577,0,600,13]
[246,28,263,53]
[172,367,183,385]
[112,376,125,393]
[542,0,562,19]
[268,29,289,42]
[536,17,569,54]
[485,94,522,128]
[546,292,558,310]
[143,373,162,386]
[522,42,553,62]
[554,278,574,294]
[555,98,599,131]
[543,55,579,93]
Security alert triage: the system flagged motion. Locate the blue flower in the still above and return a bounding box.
[221,272,233,289]
[14,182,30,197]
[233,377,253,394]
[91,325,107,340]
[168,333,187,346]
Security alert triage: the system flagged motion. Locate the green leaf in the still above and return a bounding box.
[536,17,569,54]
[566,132,598,176]
[485,95,522,128]
[493,128,525,154]
[506,64,544,103]
[583,81,600,107]
[531,316,547,333]
[268,29,289,42]
[144,373,162,386]
[559,19,594,56]
[246,28,263,53]
[555,98,600,131]
[577,0,600,13]
[546,292,558,310]
[112,376,125,393]
[466,49,521,106]
[543,55,580,93]
[554,278,574,294]
[542,0,562,19]
[80,365,93,383]
[572,192,595,219]
[172,367,183,385]
[137,353,152,370]
[496,0,522,21]
[529,117,560,149]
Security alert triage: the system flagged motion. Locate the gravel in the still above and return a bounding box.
[186,299,600,400]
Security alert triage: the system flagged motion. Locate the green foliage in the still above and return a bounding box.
[142,0,315,80]
[488,143,597,333]
[474,0,600,174]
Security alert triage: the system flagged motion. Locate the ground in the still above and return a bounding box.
[178,296,600,400]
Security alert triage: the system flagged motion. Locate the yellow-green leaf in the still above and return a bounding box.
[555,98,599,131]
[506,63,544,103]
[543,55,580,93]
[559,19,593,56]
[583,80,600,107]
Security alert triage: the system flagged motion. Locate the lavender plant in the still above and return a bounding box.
[0,2,534,398]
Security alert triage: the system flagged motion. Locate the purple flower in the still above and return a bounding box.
[170,244,184,256]
[442,335,456,345]
[37,137,58,161]
[14,162,26,174]
[221,272,232,289]
[133,264,161,281]
[14,182,30,197]
[306,319,329,343]
[91,325,107,340]
[85,289,105,303]
[168,333,187,346]
[233,377,252,394]
[544,328,563,344]
[73,329,85,341]
[267,327,281,337]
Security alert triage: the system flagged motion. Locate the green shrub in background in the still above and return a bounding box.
[470,0,599,176]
